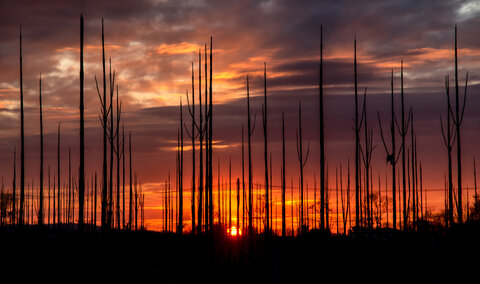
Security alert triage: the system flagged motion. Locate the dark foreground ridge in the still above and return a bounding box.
[2,225,480,283]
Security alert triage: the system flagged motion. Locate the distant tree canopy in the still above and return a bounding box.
[0,192,14,223]
[469,195,480,222]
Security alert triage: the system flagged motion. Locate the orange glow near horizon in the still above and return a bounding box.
[137,180,450,235]
[228,226,241,236]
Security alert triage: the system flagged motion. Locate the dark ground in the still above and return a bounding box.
[1,225,479,283]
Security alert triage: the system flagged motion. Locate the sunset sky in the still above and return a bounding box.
[0,0,480,231]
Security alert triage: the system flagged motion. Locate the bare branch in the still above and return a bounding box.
[440,116,449,148]
[95,76,105,108]
[250,113,257,135]
[296,129,301,161]
[303,139,310,167]
[377,111,390,155]
[459,72,468,125]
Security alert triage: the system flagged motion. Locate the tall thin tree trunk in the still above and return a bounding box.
[217,160,220,226]
[68,148,71,225]
[336,167,339,234]
[421,164,424,220]
[391,70,397,230]
[237,178,240,231]
[204,44,209,234]
[262,62,269,233]
[411,109,416,228]
[164,179,167,232]
[242,123,245,233]
[19,26,25,226]
[109,60,114,229]
[270,154,273,231]
[442,75,454,227]
[135,173,138,231]
[53,173,56,226]
[354,37,360,230]
[247,76,254,234]
[291,178,294,235]
[386,173,388,227]
[39,74,44,227]
[365,91,375,229]
[79,13,85,232]
[319,25,326,232]
[100,19,108,230]
[474,159,477,222]
[400,60,408,230]
[314,173,316,229]
[95,172,97,229]
[69,147,71,226]
[296,102,309,233]
[208,37,213,233]
[178,100,184,234]
[116,87,121,229]
[57,122,61,226]
[190,62,196,234]
[348,160,351,231]
[122,125,125,229]
[453,25,468,224]
[326,165,330,230]
[282,112,286,237]
[197,49,203,234]
[415,136,419,223]
[13,147,16,225]
[129,132,133,229]
[229,157,232,229]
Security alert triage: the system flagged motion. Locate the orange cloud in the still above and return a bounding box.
[55,44,123,53]
[155,42,200,56]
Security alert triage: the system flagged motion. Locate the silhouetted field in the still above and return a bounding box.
[1,225,478,282]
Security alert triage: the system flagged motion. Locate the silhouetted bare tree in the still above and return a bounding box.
[185,63,200,234]
[360,88,375,228]
[398,60,411,230]
[94,18,108,230]
[441,75,454,227]
[452,25,468,224]
[296,101,310,233]
[184,62,196,234]
[378,70,399,230]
